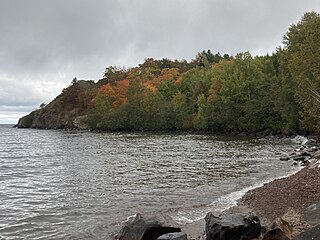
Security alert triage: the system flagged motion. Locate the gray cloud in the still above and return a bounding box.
[1,0,320,123]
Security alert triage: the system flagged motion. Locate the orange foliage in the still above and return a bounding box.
[98,79,130,107]
[98,83,115,96]
[142,68,181,91]
[174,76,183,85]
[154,68,180,85]
[113,79,129,107]
[143,80,157,92]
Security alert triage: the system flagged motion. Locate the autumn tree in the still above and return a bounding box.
[100,66,128,85]
[284,12,320,132]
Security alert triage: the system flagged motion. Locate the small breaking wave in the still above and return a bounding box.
[291,135,308,145]
[172,166,303,225]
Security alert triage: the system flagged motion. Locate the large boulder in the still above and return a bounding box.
[117,213,181,240]
[205,212,261,240]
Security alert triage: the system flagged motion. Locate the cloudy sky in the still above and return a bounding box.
[1,0,320,123]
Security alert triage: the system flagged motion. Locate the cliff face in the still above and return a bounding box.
[17,80,97,129]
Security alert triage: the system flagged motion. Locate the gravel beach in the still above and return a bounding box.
[240,164,320,222]
[183,160,320,239]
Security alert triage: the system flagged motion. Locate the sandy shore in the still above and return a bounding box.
[182,160,320,239]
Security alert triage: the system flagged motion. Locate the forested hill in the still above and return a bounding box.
[17,12,320,135]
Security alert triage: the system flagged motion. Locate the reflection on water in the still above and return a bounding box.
[0,125,301,239]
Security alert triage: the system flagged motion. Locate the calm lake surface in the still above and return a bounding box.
[0,124,303,239]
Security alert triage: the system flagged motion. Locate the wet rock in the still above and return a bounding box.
[280,156,290,161]
[205,212,261,240]
[157,232,188,240]
[117,213,181,240]
[262,218,292,240]
[300,151,312,157]
[300,160,310,166]
[292,156,307,162]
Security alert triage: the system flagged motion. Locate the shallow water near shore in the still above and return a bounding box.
[0,125,304,239]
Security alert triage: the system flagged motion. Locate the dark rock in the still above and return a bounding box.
[205,212,261,240]
[300,151,312,157]
[280,157,290,161]
[292,156,306,162]
[142,226,182,240]
[262,218,292,240]
[294,224,320,240]
[157,232,188,240]
[117,213,181,240]
[300,160,310,166]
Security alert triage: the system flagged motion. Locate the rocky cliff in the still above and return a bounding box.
[17,80,97,129]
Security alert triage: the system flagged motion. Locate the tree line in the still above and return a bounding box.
[81,12,320,135]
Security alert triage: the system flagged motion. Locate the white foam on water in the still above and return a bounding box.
[172,166,304,225]
[121,214,137,224]
[292,135,308,145]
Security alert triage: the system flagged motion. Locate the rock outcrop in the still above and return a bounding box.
[280,139,320,167]
[116,213,181,240]
[205,212,262,240]
[17,80,96,129]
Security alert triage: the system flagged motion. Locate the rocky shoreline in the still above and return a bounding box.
[114,137,320,240]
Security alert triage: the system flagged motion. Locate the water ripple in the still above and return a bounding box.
[0,125,301,239]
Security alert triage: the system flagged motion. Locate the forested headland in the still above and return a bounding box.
[18,12,320,135]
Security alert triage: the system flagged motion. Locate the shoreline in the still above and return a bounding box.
[239,161,320,234]
[181,164,320,239]
[181,139,320,239]
[181,166,307,239]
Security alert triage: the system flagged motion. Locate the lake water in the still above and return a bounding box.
[0,124,303,239]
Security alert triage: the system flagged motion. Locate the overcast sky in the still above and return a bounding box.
[1,0,320,123]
